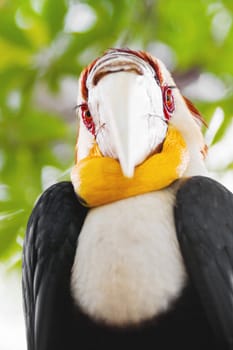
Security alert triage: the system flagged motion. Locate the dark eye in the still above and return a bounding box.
[85,110,91,118]
[162,86,175,121]
[166,90,172,103]
[80,104,96,136]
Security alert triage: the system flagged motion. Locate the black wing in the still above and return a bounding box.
[175,176,233,348]
[22,182,88,350]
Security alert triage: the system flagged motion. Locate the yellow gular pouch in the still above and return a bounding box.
[71,126,189,207]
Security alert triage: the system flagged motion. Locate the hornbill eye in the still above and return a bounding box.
[80,103,96,136]
[162,86,175,121]
[85,110,91,118]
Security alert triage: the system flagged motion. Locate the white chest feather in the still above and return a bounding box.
[71,188,187,326]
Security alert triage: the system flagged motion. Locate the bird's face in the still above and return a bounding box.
[75,49,206,179]
[75,51,175,177]
[72,49,207,206]
[83,51,171,177]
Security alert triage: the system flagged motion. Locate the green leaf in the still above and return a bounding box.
[42,0,67,39]
[0,10,32,48]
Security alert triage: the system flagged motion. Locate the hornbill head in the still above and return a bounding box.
[71,49,207,206]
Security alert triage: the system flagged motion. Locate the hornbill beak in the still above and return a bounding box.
[86,55,168,178]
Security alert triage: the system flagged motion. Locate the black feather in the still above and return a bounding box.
[22,182,88,350]
[175,176,233,349]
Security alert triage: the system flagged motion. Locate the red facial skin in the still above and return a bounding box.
[162,86,175,121]
[80,103,95,136]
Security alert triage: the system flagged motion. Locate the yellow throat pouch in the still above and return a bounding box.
[71,126,189,207]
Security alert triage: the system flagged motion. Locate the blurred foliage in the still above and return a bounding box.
[0,0,232,268]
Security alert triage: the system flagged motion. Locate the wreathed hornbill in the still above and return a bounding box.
[22,49,233,350]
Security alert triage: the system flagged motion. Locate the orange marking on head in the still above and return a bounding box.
[183,96,208,127]
[80,57,99,101]
[201,144,208,159]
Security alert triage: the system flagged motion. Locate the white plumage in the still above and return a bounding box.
[71,186,187,325]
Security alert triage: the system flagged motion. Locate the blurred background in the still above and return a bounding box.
[0,0,232,349]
